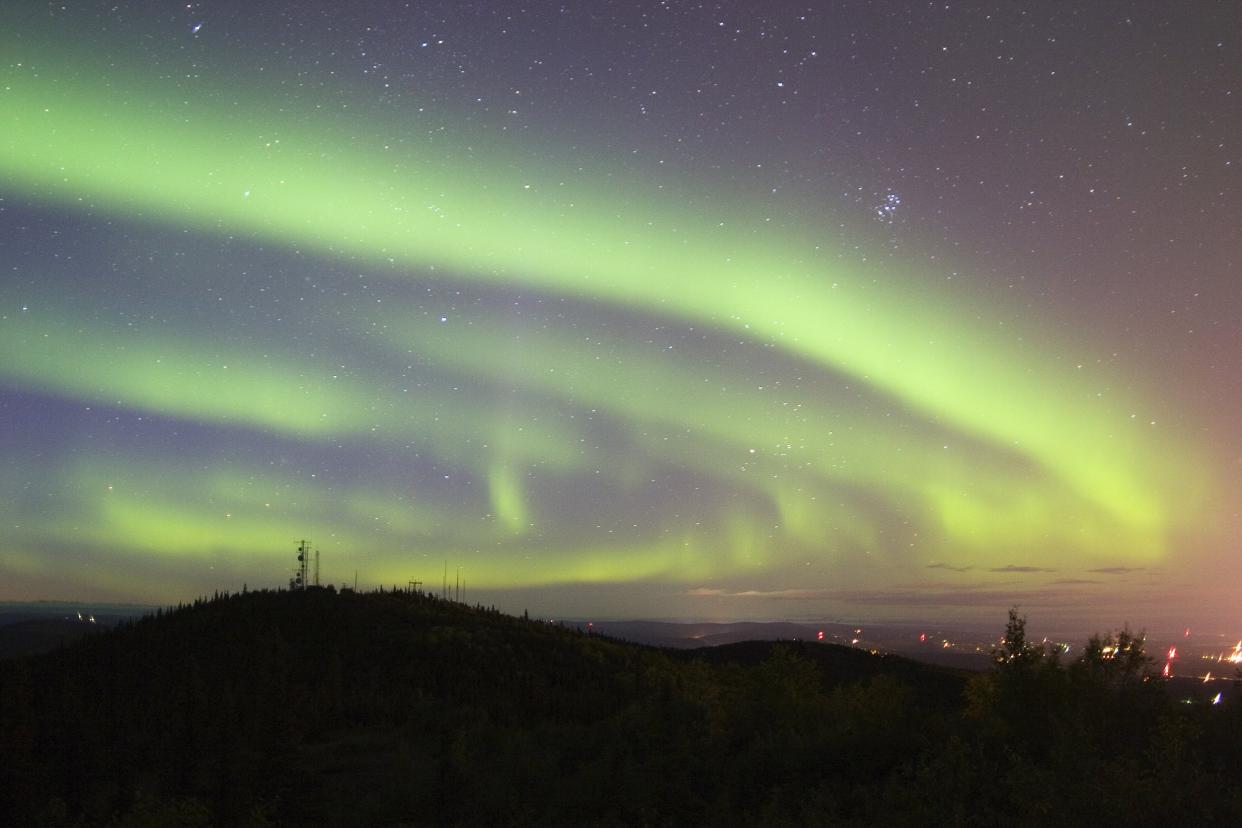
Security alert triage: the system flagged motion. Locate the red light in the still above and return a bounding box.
[817,630,824,641]
[919,633,926,642]
[1167,646,1177,660]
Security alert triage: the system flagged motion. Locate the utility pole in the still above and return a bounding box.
[314,548,320,587]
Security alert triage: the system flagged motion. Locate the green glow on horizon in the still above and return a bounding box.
[0,453,775,591]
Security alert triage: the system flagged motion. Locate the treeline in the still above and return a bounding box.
[1,591,1239,825]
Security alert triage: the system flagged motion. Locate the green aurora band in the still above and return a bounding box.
[0,36,1209,601]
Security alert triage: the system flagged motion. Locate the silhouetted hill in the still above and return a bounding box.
[2,588,1239,826]
[570,618,1000,672]
[677,638,970,708]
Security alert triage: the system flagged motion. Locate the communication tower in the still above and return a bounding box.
[290,539,311,590]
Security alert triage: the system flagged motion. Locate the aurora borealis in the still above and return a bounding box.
[2,2,1238,627]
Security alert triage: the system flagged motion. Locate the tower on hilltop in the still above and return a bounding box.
[290,539,311,590]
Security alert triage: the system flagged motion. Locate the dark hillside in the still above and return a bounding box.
[1,589,1240,826]
[0,617,110,660]
[679,638,969,708]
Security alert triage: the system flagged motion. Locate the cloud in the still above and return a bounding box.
[681,587,829,600]
[1048,578,1101,585]
[989,564,1055,573]
[681,583,1085,608]
[1087,566,1144,575]
[732,589,831,600]
[827,586,1085,608]
[926,562,974,572]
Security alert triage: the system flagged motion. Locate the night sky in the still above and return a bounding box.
[2,1,1239,629]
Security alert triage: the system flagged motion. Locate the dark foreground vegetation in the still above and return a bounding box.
[2,591,1240,826]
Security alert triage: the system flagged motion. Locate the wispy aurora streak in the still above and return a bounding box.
[0,34,1207,604]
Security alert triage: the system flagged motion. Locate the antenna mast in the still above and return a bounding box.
[314,548,321,587]
[293,539,311,590]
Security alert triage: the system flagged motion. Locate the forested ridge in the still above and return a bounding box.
[2,589,1239,826]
